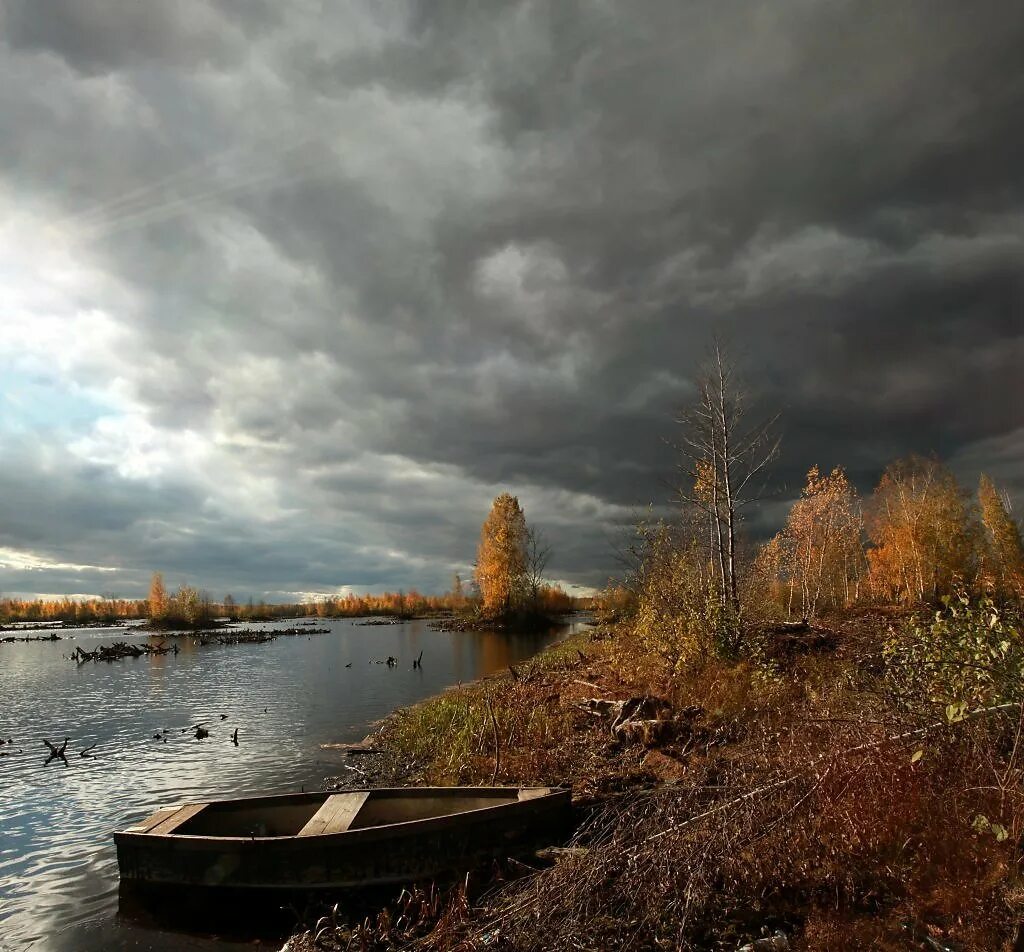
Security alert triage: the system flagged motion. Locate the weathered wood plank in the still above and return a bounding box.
[146,803,207,835]
[122,805,183,833]
[298,792,370,837]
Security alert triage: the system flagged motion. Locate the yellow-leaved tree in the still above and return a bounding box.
[148,572,167,622]
[866,456,976,602]
[778,465,864,619]
[475,493,529,616]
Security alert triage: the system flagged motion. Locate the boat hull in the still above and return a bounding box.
[114,787,571,890]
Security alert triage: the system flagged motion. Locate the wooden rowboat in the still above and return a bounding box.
[114,786,570,891]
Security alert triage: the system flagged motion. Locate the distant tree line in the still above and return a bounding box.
[0,596,148,626]
[1,567,581,627]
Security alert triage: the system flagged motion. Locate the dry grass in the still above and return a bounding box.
[293,610,1024,951]
[445,710,1023,950]
[380,632,611,787]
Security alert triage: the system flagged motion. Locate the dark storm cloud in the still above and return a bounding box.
[1,0,282,73]
[0,0,1022,599]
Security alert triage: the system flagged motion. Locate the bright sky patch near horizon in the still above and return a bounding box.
[1,1,1022,601]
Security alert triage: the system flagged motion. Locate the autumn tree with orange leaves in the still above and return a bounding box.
[148,572,167,621]
[866,456,977,603]
[475,493,530,616]
[764,466,864,620]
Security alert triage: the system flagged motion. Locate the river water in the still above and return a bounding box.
[0,616,582,951]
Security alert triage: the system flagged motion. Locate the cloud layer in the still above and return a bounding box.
[1,1,1022,599]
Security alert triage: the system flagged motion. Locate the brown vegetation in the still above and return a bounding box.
[298,595,1024,951]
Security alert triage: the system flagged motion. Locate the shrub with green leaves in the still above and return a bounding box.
[884,591,1023,710]
[631,524,730,671]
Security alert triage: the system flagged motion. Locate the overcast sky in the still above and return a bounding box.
[1,1,1022,601]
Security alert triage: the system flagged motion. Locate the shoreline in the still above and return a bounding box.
[320,619,588,792]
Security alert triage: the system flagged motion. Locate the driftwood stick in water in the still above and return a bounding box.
[43,737,69,766]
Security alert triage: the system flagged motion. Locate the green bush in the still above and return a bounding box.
[631,525,730,671]
[884,591,1024,710]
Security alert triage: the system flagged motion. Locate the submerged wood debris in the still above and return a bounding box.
[70,642,177,663]
[64,626,330,661]
[1,632,63,642]
[203,626,330,644]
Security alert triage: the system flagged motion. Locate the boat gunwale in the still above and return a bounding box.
[114,786,569,847]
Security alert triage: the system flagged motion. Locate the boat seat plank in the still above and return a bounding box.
[298,793,370,837]
[146,803,207,835]
[123,805,183,834]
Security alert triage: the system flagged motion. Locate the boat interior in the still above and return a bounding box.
[123,788,553,839]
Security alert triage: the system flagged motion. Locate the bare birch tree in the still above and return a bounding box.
[526,527,552,610]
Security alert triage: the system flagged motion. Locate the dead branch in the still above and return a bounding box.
[42,737,69,766]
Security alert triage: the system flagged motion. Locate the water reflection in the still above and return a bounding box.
[0,617,581,951]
